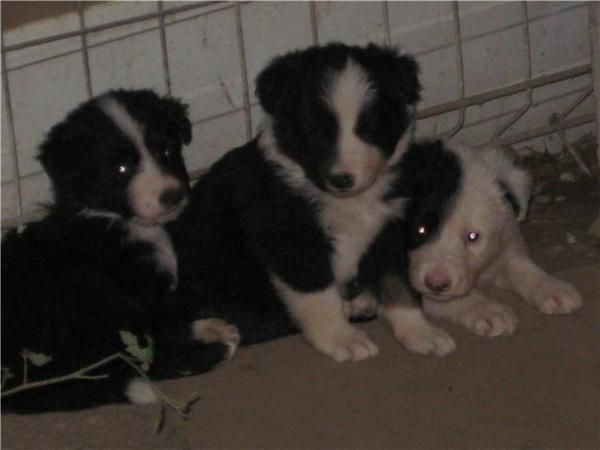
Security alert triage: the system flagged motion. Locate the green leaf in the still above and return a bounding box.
[21,349,53,367]
[119,331,154,369]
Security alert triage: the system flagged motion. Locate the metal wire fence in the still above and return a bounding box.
[1,1,596,229]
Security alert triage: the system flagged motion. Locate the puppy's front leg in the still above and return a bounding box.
[499,251,582,315]
[271,276,378,362]
[379,273,455,356]
[423,289,517,337]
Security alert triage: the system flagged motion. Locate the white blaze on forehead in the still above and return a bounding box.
[99,96,181,222]
[325,60,384,192]
[99,97,146,149]
[328,59,374,131]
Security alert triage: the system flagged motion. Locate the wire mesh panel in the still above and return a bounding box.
[1,1,596,229]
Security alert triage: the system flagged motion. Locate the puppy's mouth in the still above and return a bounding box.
[132,201,188,227]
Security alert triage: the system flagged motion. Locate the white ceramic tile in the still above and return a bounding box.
[315,2,386,45]
[2,93,13,155]
[1,181,18,221]
[8,52,87,177]
[493,87,594,141]
[88,28,166,95]
[527,2,582,21]
[163,2,235,23]
[84,2,158,28]
[388,2,457,108]
[21,172,52,218]
[184,111,247,172]
[530,5,590,76]
[458,2,523,40]
[167,8,243,122]
[456,104,527,145]
[415,46,461,108]
[241,2,313,103]
[388,2,454,55]
[462,92,528,128]
[1,153,15,184]
[532,74,591,104]
[4,37,82,72]
[414,110,461,138]
[462,23,528,95]
[250,103,266,136]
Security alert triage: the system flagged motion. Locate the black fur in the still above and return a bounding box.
[255,42,420,192]
[170,43,421,345]
[1,90,227,413]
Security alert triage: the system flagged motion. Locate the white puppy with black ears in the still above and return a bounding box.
[375,140,583,355]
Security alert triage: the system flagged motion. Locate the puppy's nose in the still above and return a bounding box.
[327,173,354,191]
[424,272,451,293]
[160,188,185,208]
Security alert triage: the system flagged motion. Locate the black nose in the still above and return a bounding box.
[160,188,185,208]
[328,173,354,191]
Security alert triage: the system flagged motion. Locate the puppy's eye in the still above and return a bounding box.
[416,225,428,237]
[466,231,480,243]
[115,163,130,175]
[163,148,174,158]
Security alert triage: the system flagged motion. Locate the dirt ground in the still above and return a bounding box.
[2,148,599,450]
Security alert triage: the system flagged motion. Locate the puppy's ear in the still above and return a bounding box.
[481,146,531,221]
[161,97,192,145]
[364,44,421,105]
[255,51,303,117]
[38,122,85,185]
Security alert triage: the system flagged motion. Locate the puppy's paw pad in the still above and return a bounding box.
[532,280,583,315]
[400,326,456,357]
[462,302,517,337]
[192,319,241,360]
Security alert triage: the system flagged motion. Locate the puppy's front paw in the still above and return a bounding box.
[529,278,583,315]
[309,324,379,362]
[461,301,517,337]
[399,325,456,357]
[192,319,241,360]
[343,292,378,320]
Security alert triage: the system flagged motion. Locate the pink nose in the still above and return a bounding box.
[424,271,451,293]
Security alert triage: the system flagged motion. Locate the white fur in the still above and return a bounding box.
[326,60,380,193]
[258,60,415,362]
[380,304,456,356]
[270,276,379,362]
[408,143,582,338]
[260,125,408,290]
[128,223,178,290]
[99,97,182,224]
[124,377,158,405]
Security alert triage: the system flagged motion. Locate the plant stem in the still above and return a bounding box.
[1,353,191,420]
[1,353,121,399]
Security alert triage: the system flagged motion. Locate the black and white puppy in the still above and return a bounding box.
[1,90,238,413]
[372,140,583,356]
[170,43,421,362]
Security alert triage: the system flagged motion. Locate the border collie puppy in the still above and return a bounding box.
[1,90,238,413]
[170,43,421,362]
[373,140,583,356]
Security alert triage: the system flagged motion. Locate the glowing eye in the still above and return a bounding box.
[116,164,129,175]
[417,226,427,236]
[467,231,480,242]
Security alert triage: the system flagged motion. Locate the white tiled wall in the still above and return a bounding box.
[1,1,595,225]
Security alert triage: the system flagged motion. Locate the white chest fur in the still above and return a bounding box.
[319,176,404,285]
[128,223,178,290]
